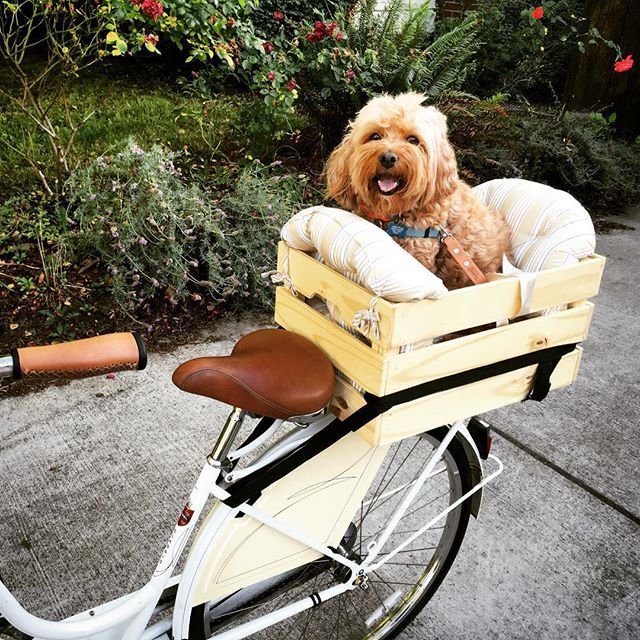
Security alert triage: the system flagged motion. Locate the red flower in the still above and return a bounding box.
[227,17,235,27]
[263,41,274,53]
[267,71,276,81]
[144,32,159,46]
[532,6,544,19]
[614,54,634,73]
[286,78,297,91]
[344,69,355,83]
[326,20,338,36]
[140,0,163,21]
[335,31,344,41]
[131,0,143,5]
[273,10,284,21]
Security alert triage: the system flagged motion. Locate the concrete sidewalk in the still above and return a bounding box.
[0,209,638,639]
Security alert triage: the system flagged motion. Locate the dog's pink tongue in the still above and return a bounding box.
[378,177,399,193]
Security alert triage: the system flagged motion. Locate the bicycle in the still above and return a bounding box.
[0,327,507,640]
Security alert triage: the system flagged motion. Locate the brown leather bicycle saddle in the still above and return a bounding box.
[172,329,335,419]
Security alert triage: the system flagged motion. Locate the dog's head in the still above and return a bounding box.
[326,93,458,219]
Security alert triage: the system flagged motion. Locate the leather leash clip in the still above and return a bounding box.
[438,226,488,286]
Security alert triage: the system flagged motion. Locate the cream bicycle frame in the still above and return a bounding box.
[0,415,501,640]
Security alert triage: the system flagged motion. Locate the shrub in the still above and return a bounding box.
[447,99,640,211]
[66,140,235,311]
[100,0,261,64]
[184,0,478,141]
[0,0,108,195]
[65,141,309,314]
[296,0,478,135]
[463,0,619,101]
[215,160,309,309]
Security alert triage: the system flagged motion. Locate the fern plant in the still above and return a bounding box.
[347,0,477,101]
[301,0,479,133]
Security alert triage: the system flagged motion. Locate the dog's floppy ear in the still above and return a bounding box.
[419,106,459,207]
[325,133,358,210]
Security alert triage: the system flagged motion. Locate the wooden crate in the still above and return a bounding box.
[275,242,605,446]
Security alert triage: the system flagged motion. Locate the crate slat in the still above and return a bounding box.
[276,284,593,396]
[384,302,594,393]
[277,243,396,343]
[389,255,604,345]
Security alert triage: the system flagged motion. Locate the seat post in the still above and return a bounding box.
[207,407,246,466]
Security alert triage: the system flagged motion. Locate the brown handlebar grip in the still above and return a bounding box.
[13,332,147,380]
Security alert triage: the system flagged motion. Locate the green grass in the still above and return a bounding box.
[0,63,308,200]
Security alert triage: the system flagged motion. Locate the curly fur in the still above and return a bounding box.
[326,92,511,289]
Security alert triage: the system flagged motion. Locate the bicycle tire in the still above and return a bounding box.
[188,430,473,640]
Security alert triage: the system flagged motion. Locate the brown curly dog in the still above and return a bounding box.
[326,92,511,289]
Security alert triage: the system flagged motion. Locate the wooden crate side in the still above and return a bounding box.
[388,255,605,345]
[277,243,397,348]
[275,287,388,394]
[333,349,583,447]
[382,302,594,393]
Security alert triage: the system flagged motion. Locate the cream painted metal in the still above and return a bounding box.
[188,431,389,606]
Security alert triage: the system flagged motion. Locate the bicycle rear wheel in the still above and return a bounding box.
[189,431,473,639]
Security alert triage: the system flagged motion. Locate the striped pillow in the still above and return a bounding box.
[280,206,447,302]
[472,178,596,271]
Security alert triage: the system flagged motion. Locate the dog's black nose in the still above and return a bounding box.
[379,152,397,169]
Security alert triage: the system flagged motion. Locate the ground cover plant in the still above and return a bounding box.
[1,0,638,357]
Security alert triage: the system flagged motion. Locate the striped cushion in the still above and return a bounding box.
[472,179,595,271]
[281,206,447,302]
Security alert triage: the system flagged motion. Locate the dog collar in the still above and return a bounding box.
[386,220,490,286]
[385,222,441,240]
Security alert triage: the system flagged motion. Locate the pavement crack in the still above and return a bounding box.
[492,427,640,527]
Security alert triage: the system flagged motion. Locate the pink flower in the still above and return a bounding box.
[144,33,158,47]
[614,54,634,73]
[140,0,163,21]
[345,69,355,83]
[263,41,274,54]
[267,71,276,81]
[532,6,544,19]
[286,78,297,91]
[335,31,344,41]
[273,10,284,21]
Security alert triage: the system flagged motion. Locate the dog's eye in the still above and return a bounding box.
[407,135,420,145]
[369,132,382,141]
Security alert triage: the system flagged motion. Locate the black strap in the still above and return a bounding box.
[222,342,577,508]
[526,355,563,401]
[362,342,577,414]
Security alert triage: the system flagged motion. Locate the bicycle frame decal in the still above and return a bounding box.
[178,504,195,527]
